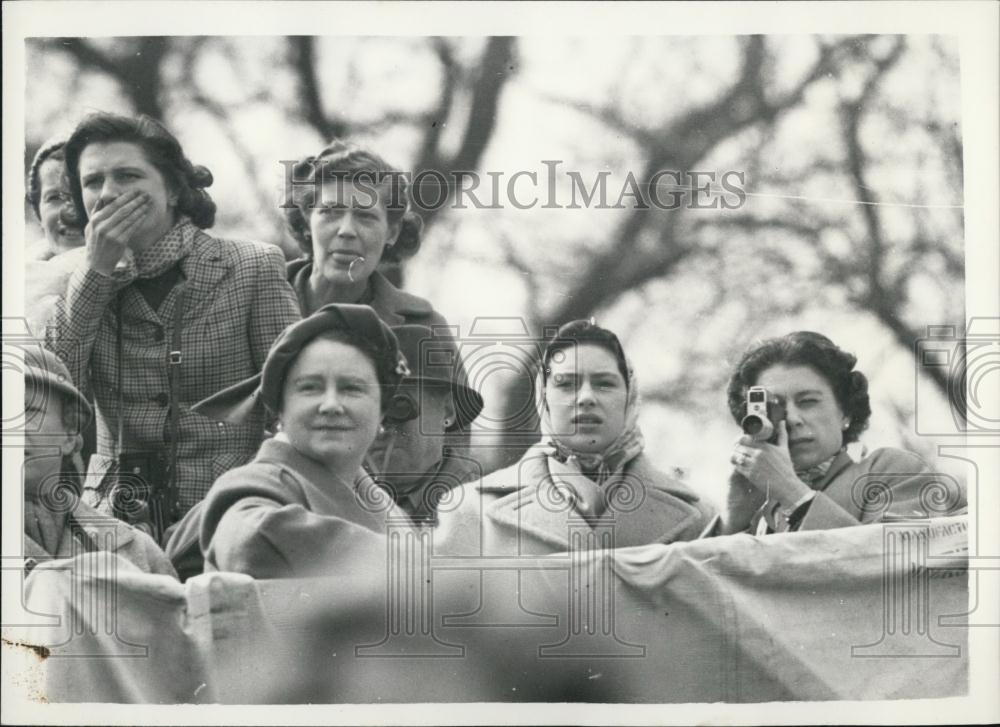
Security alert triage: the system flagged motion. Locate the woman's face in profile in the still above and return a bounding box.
[38,158,84,250]
[755,363,848,468]
[278,338,382,469]
[78,140,176,250]
[308,180,399,287]
[545,343,628,454]
[23,382,78,497]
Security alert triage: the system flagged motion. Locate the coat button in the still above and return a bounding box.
[153,326,165,342]
[153,393,169,407]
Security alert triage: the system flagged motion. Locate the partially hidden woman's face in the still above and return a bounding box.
[78,141,176,251]
[307,180,400,287]
[755,363,849,469]
[279,338,383,469]
[23,383,78,497]
[545,343,628,454]
[38,158,84,250]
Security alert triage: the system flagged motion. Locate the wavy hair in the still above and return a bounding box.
[26,137,69,221]
[725,331,872,444]
[63,113,216,229]
[541,319,630,390]
[281,139,423,263]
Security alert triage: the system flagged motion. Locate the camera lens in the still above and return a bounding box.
[741,414,764,436]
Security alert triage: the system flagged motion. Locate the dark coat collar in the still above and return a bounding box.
[287,259,433,324]
[384,449,482,523]
[484,449,704,550]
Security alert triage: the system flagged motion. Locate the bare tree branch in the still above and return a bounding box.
[413,37,517,231]
[42,37,168,119]
[175,40,289,252]
[836,37,956,396]
[288,36,350,141]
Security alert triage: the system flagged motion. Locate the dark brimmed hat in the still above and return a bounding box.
[23,347,93,426]
[392,325,483,431]
[194,304,409,423]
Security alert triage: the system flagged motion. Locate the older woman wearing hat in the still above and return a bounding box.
[435,320,716,556]
[22,347,175,576]
[367,325,484,523]
[185,304,413,579]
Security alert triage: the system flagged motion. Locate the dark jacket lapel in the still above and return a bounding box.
[285,263,434,325]
[368,271,434,325]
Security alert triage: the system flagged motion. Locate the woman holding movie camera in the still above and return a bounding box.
[722,331,966,535]
[44,112,300,544]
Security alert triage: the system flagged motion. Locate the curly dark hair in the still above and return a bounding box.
[726,331,872,444]
[63,113,216,229]
[542,319,630,390]
[281,139,423,263]
[26,137,68,221]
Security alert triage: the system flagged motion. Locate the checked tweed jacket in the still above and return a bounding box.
[45,222,301,517]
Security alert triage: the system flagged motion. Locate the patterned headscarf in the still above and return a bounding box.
[108,216,197,289]
[535,354,645,486]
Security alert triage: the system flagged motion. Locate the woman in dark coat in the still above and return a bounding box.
[45,113,301,543]
[435,320,717,556]
[366,324,485,524]
[722,331,966,534]
[282,140,447,327]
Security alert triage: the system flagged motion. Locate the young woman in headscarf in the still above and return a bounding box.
[434,319,716,556]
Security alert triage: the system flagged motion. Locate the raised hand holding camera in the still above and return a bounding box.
[731,415,810,509]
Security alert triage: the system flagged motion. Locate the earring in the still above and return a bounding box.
[443,418,452,428]
[842,421,850,430]
[378,424,386,436]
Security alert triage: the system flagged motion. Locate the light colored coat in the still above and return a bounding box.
[434,448,717,556]
[728,447,968,533]
[200,438,411,579]
[23,498,176,577]
[45,227,301,514]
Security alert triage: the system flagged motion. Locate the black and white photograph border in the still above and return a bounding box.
[2,1,998,725]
